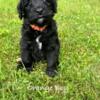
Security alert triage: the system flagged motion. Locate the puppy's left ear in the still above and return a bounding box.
[49,0,57,13]
[52,0,57,13]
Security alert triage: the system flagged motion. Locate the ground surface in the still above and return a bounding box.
[0,0,100,100]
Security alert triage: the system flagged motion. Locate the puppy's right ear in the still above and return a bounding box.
[17,0,28,19]
[17,0,24,19]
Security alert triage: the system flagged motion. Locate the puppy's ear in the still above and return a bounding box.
[17,0,29,19]
[48,0,57,13]
[52,0,57,13]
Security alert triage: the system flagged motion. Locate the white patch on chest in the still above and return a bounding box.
[36,35,42,50]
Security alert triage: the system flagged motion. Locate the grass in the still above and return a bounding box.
[0,0,100,99]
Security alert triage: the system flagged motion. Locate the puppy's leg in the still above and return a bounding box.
[20,40,33,73]
[46,38,60,77]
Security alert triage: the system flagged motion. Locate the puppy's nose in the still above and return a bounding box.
[36,8,43,14]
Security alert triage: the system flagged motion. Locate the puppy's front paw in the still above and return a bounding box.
[46,68,57,77]
[26,67,33,73]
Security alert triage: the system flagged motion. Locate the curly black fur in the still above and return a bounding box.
[17,0,60,77]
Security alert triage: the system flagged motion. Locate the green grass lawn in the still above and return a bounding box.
[0,0,100,99]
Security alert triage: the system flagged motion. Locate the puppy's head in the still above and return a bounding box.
[17,0,57,26]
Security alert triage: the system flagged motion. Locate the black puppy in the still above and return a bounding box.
[17,0,60,77]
